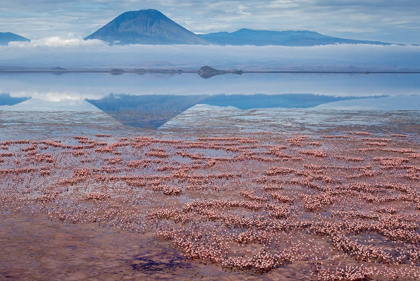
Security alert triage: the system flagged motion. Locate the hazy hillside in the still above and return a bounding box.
[199,29,391,46]
[0,32,30,46]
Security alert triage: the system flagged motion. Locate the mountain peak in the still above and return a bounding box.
[118,9,166,21]
[136,9,164,15]
[85,9,207,45]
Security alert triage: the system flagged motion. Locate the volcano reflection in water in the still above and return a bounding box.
[86,93,371,129]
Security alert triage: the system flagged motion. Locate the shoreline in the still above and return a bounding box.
[1,69,420,75]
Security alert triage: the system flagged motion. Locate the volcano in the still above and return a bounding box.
[85,9,207,45]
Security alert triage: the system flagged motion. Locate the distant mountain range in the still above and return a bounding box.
[1,9,401,47]
[0,32,29,46]
[198,28,391,46]
[85,9,393,46]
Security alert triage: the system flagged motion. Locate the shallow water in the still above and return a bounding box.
[1,109,420,141]
[0,73,419,280]
[1,72,420,99]
[1,72,419,131]
[1,130,419,280]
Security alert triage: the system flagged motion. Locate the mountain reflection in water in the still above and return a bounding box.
[85,93,371,129]
[86,94,207,129]
[0,93,31,106]
[1,72,419,130]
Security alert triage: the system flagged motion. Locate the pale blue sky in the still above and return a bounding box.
[0,0,419,43]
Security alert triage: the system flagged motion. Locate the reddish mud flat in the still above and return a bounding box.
[0,131,419,280]
[0,213,306,281]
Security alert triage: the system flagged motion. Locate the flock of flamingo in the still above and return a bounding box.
[0,130,419,280]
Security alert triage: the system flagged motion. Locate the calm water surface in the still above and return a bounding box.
[0,72,419,137]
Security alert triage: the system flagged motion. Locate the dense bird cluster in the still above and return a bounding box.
[0,131,419,280]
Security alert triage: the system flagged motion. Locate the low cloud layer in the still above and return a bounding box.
[9,34,105,48]
[1,37,420,71]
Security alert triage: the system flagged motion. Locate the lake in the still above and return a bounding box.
[1,72,420,280]
[0,72,419,138]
